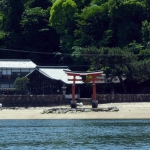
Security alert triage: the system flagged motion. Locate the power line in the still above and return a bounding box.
[0,48,149,66]
[0,48,56,55]
[0,48,150,56]
[67,62,150,67]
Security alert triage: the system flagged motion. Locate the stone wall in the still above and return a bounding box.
[1,94,150,107]
[96,94,150,103]
[0,95,69,107]
[79,94,150,105]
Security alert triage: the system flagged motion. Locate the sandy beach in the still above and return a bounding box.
[0,102,150,119]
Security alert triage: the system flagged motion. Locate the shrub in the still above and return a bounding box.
[13,77,30,95]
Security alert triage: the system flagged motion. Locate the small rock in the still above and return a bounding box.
[42,109,48,113]
[84,108,91,112]
[76,102,83,107]
[76,108,85,112]
[58,110,63,114]
[48,109,53,113]
[108,106,117,110]
[52,111,56,114]
[62,109,69,113]
[71,110,76,113]
[101,108,109,111]
[70,108,76,111]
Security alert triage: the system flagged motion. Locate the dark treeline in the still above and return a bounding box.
[0,0,59,65]
[0,0,150,93]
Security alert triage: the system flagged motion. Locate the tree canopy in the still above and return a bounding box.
[0,0,150,92]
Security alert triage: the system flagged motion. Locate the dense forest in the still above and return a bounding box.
[0,0,150,93]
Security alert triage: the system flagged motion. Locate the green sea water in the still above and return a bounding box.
[0,119,150,150]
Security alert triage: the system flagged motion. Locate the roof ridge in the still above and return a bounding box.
[0,59,32,61]
[36,66,69,69]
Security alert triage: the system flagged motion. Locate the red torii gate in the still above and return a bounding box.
[64,70,103,108]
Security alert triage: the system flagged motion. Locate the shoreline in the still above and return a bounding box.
[0,102,150,119]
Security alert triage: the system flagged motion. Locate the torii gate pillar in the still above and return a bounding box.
[65,71,102,108]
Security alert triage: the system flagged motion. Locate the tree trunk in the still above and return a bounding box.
[118,75,127,94]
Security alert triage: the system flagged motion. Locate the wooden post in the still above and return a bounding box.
[72,75,76,100]
[92,75,96,100]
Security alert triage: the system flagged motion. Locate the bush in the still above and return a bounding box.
[13,77,30,95]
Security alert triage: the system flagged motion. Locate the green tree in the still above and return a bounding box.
[91,0,108,6]
[74,0,91,10]
[0,0,25,58]
[74,3,111,47]
[14,77,30,95]
[146,0,150,21]
[0,0,59,65]
[25,0,52,9]
[108,0,147,47]
[1,0,24,33]
[142,20,150,47]
[21,6,59,64]
[50,0,78,51]
[72,46,139,93]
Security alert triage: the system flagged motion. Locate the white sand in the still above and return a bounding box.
[0,102,150,119]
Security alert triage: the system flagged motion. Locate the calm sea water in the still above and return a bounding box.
[0,119,150,150]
